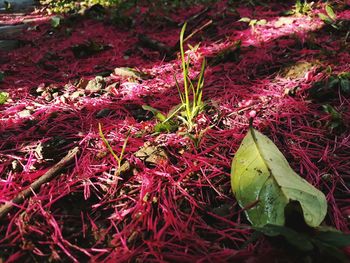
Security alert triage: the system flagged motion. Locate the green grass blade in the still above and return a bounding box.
[142,105,167,122]
[98,123,120,164]
[196,58,206,106]
[174,74,185,104]
[119,130,130,166]
[164,104,184,123]
[180,22,191,120]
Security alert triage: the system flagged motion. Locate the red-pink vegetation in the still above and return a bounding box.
[0,1,350,261]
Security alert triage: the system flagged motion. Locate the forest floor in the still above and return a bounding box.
[0,0,350,262]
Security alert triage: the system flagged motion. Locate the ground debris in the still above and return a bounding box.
[85,76,105,94]
[134,141,168,166]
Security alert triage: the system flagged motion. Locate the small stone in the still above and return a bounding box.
[17,109,32,118]
[113,67,141,81]
[36,83,46,93]
[249,110,257,118]
[85,76,105,94]
[105,82,119,93]
[26,106,34,111]
[134,141,168,166]
[34,143,43,160]
[71,90,84,99]
[76,78,89,89]
[12,160,22,172]
[42,90,53,101]
[282,61,319,80]
[59,96,67,104]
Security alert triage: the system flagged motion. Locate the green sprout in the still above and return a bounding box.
[176,22,206,131]
[98,123,129,173]
[294,0,314,15]
[318,4,341,29]
[142,22,206,133]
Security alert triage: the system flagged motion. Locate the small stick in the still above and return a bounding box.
[138,34,173,57]
[0,147,80,219]
[183,20,213,43]
[178,7,210,27]
[138,19,213,59]
[170,20,213,56]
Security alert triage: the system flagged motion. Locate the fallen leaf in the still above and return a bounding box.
[231,128,327,227]
[114,67,141,81]
[51,16,62,28]
[318,13,333,24]
[316,226,350,248]
[255,224,350,259]
[325,5,336,20]
[0,91,9,104]
[239,17,251,23]
[254,224,314,251]
[274,17,294,28]
[71,40,110,58]
[17,109,32,118]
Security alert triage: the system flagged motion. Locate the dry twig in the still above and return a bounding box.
[0,147,80,219]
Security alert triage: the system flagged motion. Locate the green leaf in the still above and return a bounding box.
[283,10,295,16]
[322,104,344,132]
[325,5,336,21]
[256,19,267,26]
[98,123,120,164]
[339,72,350,79]
[142,105,167,122]
[254,224,314,251]
[239,17,251,23]
[318,13,333,24]
[0,71,4,82]
[255,224,350,262]
[295,0,302,13]
[231,128,327,227]
[154,122,174,133]
[322,104,342,120]
[312,239,350,263]
[328,76,340,89]
[253,223,350,262]
[51,16,61,28]
[315,227,350,248]
[4,1,11,11]
[340,78,350,94]
[249,19,257,26]
[142,105,179,133]
[0,91,9,104]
